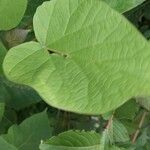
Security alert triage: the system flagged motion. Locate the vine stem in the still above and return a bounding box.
[131,111,147,143]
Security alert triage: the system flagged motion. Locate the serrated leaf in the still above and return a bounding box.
[100,119,129,146]
[0,111,52,150]
[3,0,150,115]
[40,130,101,150]
[113,119,130,143]
[0,0,27,30]
[103,0,145,13]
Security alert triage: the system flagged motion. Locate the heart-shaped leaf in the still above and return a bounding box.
[0,0,27,30]
[3,0,150,115]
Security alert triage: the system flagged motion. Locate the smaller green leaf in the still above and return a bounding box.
[40,130,101,150]
[100,118,129,147]
[120,120,137,135]
[115,99,139,120]
[1,111,52,150]
[113,119,130,143]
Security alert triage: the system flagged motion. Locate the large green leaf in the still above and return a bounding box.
[0,111,52,150]
[103,0,145,13]
[40,130,101,150]
[3,0,150,115]
[0,0,27,30]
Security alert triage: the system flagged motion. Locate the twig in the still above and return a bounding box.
[132,111,147,143]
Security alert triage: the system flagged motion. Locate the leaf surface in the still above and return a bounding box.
[103,0,145,13]
[0,77,41,110]
[0,0,27,30]
[115,99,139,120]
[40,130,101,150]
[136,97,150,111]
[0,137,17,150]
[39,130,125,150]
[3,0,150,114]
[113,119,130,142]
[1,111,52,150]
